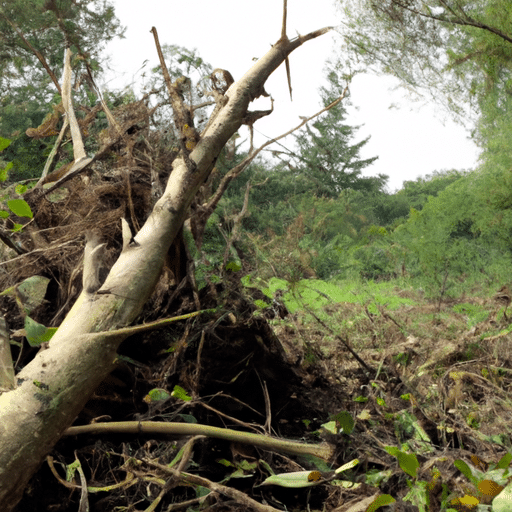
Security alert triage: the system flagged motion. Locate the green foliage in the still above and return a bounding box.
[331,411,355,434]
[365,494,396,512]
[7,199,32,218]
[144,388,172,403]
[290,64,385,197]
[242,274,416,316]
[0,137,11,152]
[395,170,468,211]
[338,0,512,121]
[392,170,512,299]
[2,133,53,182]
[0,275,50,315]
[452,303,489,327]
[171,385,192,402]
[0,0,125,137]
[0,137,13,181]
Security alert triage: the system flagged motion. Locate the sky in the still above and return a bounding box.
[103,0,481,192]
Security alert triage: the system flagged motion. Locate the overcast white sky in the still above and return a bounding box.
[104,0,481,192]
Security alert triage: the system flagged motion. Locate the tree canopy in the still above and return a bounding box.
[0,0,125,137]
[337,0,512,118]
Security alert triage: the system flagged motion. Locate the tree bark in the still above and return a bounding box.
[0,28,330,511]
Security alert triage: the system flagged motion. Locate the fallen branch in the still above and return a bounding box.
[64,421,334,461]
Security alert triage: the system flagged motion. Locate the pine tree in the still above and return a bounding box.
[291,67,386,197]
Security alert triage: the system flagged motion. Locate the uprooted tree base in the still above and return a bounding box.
[11,280,512,511]
[2,79,510,512]
[0,107,350,510]
[13,284,345,511]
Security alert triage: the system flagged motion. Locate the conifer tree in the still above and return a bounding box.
[291,66,387,197]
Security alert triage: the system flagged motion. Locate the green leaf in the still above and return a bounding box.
[454,459,478,485]
[0,137,11,152]
[259,470,324,488]
[217,459,233,467]
[24,317,57,346]
[8,199,33,219]
[332,411,355,434]
[0,162,13,181]
[497,452,512,470]
[17,276,50,314]
[365,494,396,512]
[15,184,27,195]
[145,388,171,402]
[225,261,242,272]
[258,460,275,476]
[385,447,419,478]
[171,385,192,401]
[177,414,197,423]
[195,485,210,498]
[334,458,359,474]
[0,210,9,219]
[321,420,338,434]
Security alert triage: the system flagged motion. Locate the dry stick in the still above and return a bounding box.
[46,455,137,492]
[150,26,197,172]
[143,459,282,512]
[305,306,376,377]
[83,59,125,140]
[216,392,265,418]
[193,36,344,250]
[281,0,293,100]
[36,116,70,186]
[143,436,204,512]
[74,451,89,512]
[62,48,86,162]
[46,47,95,187]
[64,421,333,461]
[198,400,261,432]
[262,380,272,435]
[123,171,140,232]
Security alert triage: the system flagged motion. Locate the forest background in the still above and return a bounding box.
[2,0,511,303]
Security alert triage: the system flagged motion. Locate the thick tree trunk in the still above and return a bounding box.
[0,29,330,510]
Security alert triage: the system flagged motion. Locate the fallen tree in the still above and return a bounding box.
[0,4,334,510]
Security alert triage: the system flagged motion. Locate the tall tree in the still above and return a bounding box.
[289,65,385,197]
[0,0,125,137]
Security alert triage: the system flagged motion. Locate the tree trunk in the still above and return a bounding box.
[0,29,330,511]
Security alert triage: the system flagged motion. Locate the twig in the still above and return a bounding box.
[0,316,14,392]
[144,459,282,512]
[304,306,376,377]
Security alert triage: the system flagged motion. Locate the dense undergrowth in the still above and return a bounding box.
[241,272,512,511]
